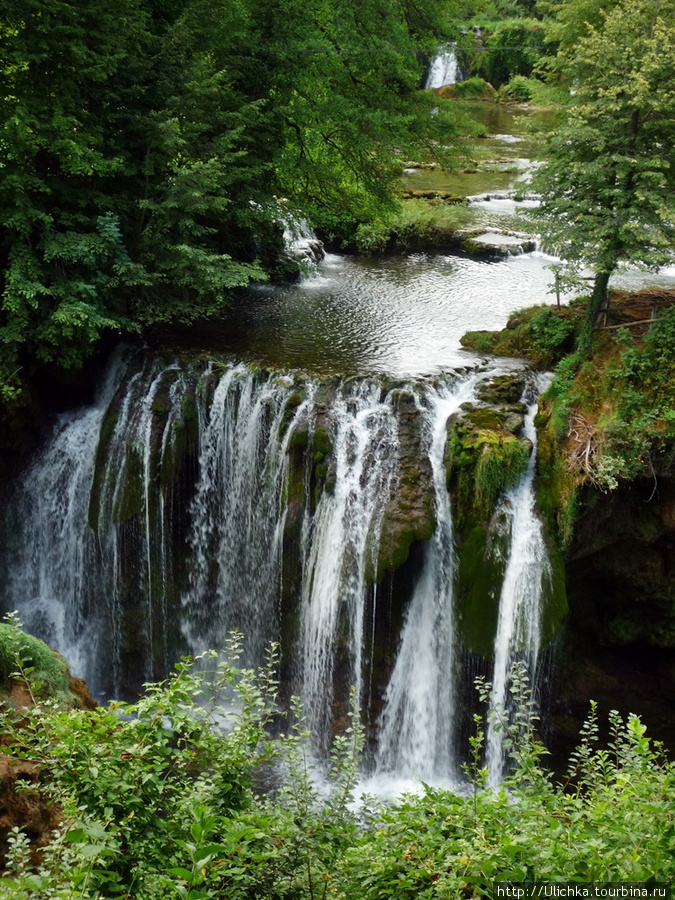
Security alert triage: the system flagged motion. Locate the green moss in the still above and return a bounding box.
[88,403,119,531]
[287,423,309,450]
[455,514,568,661]
[446,417,531,529]
[181,394,197,421]
[536,400,580,547]
[313,425,331,458]
[456,525,508,659]
[475,439,531,514]
[463,407,506,430]
[114,446,145,524]
[460,305,579,367]
[0,624,72,702]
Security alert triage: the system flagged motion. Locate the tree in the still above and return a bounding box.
[531,0,675,354]
[1,0,464,404]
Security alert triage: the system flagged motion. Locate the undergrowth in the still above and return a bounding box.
[545,306,675,491]
[355,200,475,253]
[461,304,578,367]
[1,619,674,898]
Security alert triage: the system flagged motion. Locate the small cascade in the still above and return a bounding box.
[485,374,553,785]
[425,44,462,90]
[281,210,325,271]
[0,350,128,695]
[299,381,400,744]
[181,364,314,666]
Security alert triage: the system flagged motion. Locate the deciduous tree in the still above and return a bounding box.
[532,0,675,354]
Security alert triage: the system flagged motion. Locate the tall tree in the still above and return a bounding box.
[531,0,675,354]
[1,0,463,403]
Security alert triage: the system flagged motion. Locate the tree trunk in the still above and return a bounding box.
[578,270,611,356]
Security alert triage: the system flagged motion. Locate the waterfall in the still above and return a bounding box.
[280,210,325,271]
[0,350,556,787]
[485,374,552,785]
[425,44,462,90]
[0,349,129,695]
[299,380,399,744]
[181,364,314,666]
[374,376,482,784]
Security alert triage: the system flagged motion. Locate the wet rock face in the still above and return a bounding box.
[445,374,531,532]
[370,391,435,584]
[567,478,675,648]
[549,474,675,762]
[445,375,532,658]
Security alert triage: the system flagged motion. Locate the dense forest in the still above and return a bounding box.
[2,0,674,403]
[2,0,675,895]
[1,0,463,406]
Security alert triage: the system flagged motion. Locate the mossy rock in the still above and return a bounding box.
[0,625,73,703]
[460,305,579,368]
[287,422,309,450]
[535,398,580,547]
[313,424,332,460]
[456,519,568,660]
[477,375,525,406]
[445,405,531,531]
[159,387,200,493]
[456,519,508,659]
[88,400,121,530]
[366,392,436,583]
[278,390,308,444]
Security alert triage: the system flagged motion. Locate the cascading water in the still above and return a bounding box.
[375,375,483,784]
[425,44,462,89]
[299,381,400,745]
[0,350,129,695]
[0,347,556,787]
[281,211,325,270]
[485,374,553,785]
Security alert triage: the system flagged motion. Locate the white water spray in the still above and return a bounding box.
[425,44,462,89]
[486,375,552,785]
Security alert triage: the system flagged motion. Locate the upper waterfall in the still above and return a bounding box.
[425,44,462,89]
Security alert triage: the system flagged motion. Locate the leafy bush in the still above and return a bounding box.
[461,304,577,367]
[355,201,474,253]
[542,305,675,491]
[498,74,534,102]
[474,20,549,88]
[2,625,674,898]
[454,76,493,98]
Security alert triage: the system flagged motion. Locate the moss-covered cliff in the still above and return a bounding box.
[465,291,675,756]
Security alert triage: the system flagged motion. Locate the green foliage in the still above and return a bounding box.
[453,76,493,98]
[1,0,464,404]
[461,304,577,366]
[474,438,531,512]
[498,73,536,101]
[446,415,532,530]
[2,635,675,898]
[541,305,675,493]
[480,20,549,87]
[355,200,474,253]
[530,0,675,350]
[0,619,72,702]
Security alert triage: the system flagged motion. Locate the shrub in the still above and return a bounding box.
[2,629,674,898]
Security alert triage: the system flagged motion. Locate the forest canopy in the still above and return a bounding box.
[0,0,462,403]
